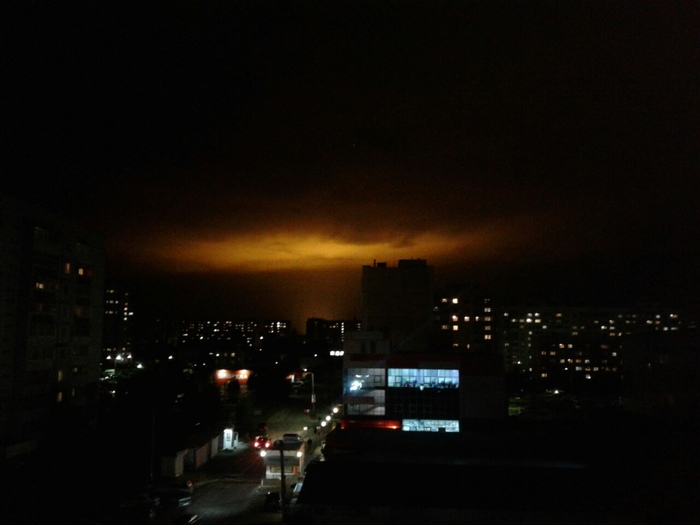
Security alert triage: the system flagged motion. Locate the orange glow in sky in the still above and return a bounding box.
[112,213,562,274]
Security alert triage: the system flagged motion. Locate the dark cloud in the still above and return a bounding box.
[3,1,698,328]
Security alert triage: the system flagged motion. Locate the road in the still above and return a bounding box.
[180,396,332,525]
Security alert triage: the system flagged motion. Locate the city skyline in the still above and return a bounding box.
[4,2,698,331]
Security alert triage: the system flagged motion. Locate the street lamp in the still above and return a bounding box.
[304,368,316,415]
[311,371,316,415]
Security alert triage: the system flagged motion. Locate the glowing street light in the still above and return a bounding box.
[304,368,316,414]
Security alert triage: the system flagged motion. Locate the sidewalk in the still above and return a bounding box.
[184,441,253,488]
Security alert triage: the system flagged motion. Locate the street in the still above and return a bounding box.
[178,394,331,524]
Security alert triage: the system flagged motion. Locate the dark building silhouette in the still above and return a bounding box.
[0,194,104,462]
[361,259,434,354]
[102,284,134,372]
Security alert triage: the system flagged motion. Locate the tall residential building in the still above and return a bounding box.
[433,283,498,354]
[498,305,689,400]
[361,259,434,354]
[305,317,361,359]
[102,285,134,371]
[0,194,104,462]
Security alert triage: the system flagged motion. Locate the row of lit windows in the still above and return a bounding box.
[347,368,386,390]
[441,324,492,333]
[541,368,617,378]
[402,419,460,432]
[439,297,491,309]
[447,315,492,322]
[387,368,459,388]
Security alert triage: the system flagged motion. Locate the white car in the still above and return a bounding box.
[282,433,303,445]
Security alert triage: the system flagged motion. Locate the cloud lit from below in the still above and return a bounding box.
[110,217,551,274]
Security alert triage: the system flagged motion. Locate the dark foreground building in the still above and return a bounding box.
[0,194,104,462]
[295,417,697,525]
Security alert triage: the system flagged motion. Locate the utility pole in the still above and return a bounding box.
[276,439,287,520]
[311,372,316,415]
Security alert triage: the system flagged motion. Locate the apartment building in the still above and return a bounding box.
[0,194,104,461]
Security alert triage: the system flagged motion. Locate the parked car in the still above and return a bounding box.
[162,479,194,494]
[282,433,302,445]
[253,435,272,450]
[152,487,192,508]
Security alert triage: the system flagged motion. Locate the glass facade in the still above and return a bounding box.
[387,368,459,388]
[345,366,462,425]
[346,367,386,390]
[402,418,460,432]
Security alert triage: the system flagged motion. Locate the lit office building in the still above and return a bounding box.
[339,260,507,434]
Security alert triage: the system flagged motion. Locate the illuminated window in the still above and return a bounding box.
[388,368,459,388]
[347,367,385,389]
[402,419,460,432]
[452,298,458,304]
[452,325,458,331]
[484,334,491,340]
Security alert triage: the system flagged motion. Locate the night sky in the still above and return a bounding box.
[3,1,698,330]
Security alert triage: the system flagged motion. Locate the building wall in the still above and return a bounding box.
[341,352,507,429]
[0,194,104,461]
[361,259,434,354]
[499,305,690,400]
[102,285,134,369]
[433,284,498,354]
